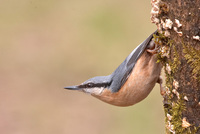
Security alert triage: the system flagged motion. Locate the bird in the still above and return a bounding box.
[64,30,164,107]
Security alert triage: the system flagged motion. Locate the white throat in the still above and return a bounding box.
[82,87,104,95]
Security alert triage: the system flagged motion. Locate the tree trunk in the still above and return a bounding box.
[151,0,200,133]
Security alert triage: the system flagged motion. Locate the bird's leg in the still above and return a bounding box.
[146,40,159,54]
[146,48,159,54]
[157,76,165,96]
[157,76,170,107]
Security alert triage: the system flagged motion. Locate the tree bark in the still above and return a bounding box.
[151,0,200,133]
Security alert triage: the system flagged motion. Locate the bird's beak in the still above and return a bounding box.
[64,85,80,90]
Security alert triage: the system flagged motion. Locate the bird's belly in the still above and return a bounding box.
[94,76,157,107]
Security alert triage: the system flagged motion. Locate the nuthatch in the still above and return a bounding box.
[65,31,164,107]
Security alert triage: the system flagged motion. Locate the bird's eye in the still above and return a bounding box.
[86,83,94,88]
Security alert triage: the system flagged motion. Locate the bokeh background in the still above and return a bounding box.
[0,0,165,134]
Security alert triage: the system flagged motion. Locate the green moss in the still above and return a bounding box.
[153,33,200,133]
[153,32,170,64]
[171,46,181,73]
[159,2,169,14]
[168,97,185,133]
[182,43,200,81]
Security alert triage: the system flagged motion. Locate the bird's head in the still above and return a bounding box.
[65,76,112,95]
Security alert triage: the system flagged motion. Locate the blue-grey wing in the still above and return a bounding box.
[109,30,157,92]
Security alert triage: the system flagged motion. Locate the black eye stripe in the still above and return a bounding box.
[79,82,110,88]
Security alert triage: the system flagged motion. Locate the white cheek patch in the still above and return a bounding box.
[82,87,104,95]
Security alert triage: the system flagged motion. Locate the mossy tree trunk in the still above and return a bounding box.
[151,0,200,133]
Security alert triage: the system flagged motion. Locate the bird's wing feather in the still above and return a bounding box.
[110,30,157,92]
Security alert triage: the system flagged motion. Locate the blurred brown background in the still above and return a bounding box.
[0,0,164,134]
